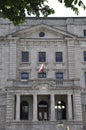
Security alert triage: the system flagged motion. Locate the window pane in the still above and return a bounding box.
[84,51,86,61]
[56,52,63,62]
[56,72,63,79]
[84,30,86,36]
[21,72,29,80]
[22,52,29,62]
[38,72,46,78]
[39,52,46,62]
[85,72,86,80]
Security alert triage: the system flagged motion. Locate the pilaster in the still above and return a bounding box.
[16,94,20,121]
[51,94,55,121]
[33,94,37,121]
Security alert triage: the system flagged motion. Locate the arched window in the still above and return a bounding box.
[20,101,29,120]
[57,100,66,120]
[38,101,49,120]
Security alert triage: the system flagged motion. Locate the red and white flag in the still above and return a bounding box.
[38,63,44,73]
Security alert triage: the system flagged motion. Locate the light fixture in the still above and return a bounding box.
[58,101,61,104]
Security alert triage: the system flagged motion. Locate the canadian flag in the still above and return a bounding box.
[38,63,44,73]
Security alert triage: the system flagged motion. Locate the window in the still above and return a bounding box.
[20,101,29,120]
[21,72,29,80]
[39,32,45,37]
[55,52,63,62]
[38,72,46,78]
[55,72,63,85]
[84,30,86,37]
[39,52,46,62]
[55,72,63,80]
[83,51,86,61]
[22,51,29,62]
[84,72,86,85]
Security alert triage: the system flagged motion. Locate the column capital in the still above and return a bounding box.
[16,93,20,96]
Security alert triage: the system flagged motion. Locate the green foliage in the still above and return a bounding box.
[58,0,86,15]
[0,0,85,25]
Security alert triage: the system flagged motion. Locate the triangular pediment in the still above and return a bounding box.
[12,24,77,39]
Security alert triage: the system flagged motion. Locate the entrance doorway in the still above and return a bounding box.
[38,101,49,120]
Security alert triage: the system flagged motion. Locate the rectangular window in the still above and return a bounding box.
[22,51,29,62]
[84,30,86,36]
[55,72,63,79]
[38,72,46,78]
[55,72,63,85]
[21,72,29,80]
[84,51,86,61]
[39,52,46,62]
[55,52,63,62]
[84,72,86,85]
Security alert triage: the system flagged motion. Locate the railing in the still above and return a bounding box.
[7,78,80,88]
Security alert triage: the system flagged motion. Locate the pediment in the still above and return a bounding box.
[12,24,77,39]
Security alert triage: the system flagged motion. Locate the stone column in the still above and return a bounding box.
[68,94,72,120]
[51,94,55,121]
[16,94,20,121]
[33,94,37,121]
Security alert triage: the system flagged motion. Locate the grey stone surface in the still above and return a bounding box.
[0,17,86,130]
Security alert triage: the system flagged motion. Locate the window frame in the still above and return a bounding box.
[55,52,63,62]
[38,52,46,62]
[84,30,86,37]
[83,51,86,61]
[21,72,29,81]
[55,72,63,80]
[21,51,29,63]
[84,72,86,85]
[38,72,46,78]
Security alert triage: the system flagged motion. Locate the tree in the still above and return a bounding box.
[0,0,85,25]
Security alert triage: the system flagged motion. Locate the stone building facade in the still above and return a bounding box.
[0,17,86,130]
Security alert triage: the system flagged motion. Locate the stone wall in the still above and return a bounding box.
[0,91,6,130]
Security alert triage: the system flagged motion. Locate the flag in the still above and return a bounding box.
[38,63,44,73]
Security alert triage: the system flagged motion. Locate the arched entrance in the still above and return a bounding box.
[38,101,49,120]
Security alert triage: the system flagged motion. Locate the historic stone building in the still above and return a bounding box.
[0,17,86,130]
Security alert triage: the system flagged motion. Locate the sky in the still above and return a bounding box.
[48,0,86,17]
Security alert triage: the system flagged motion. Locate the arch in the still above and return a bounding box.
[20,101,29,120]
[38,101,49,120]
[57,100,66,120]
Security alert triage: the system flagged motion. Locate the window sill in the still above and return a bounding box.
[82,61,86,64]
[54,62,65,65]
[20,62,31,65]
[21,79,29,82]
[37,62,48,65]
